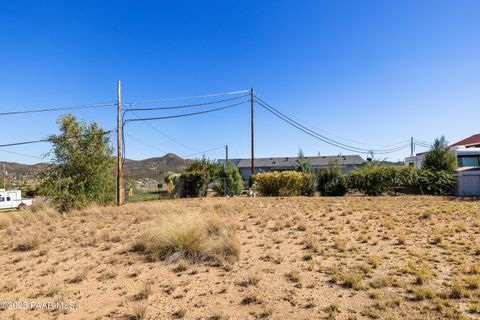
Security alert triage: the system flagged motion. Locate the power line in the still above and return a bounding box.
[0,149,43,159]
[255,95,409,153]
[0,102,116,116]
[182,145,225,159]
[255,97,409,154]
[124,89,249,106]
[124,93,250,112]
[129,111,197,152]
[254,93,408,149]
[257,100,409,154]
[0,130,115,148]
[124,100,249,125]
[124,132,169,154]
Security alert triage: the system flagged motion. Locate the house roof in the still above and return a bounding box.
[451,134,480,147]
[222,155,365,169]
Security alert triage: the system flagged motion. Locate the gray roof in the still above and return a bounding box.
[220,155,365,169]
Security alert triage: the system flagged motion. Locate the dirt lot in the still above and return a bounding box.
[0,196,479,319]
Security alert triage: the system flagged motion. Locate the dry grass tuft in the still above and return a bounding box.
[136,211,239,265]
[13,230,41,251]
[285,269,302,283]
[241,293,263,305]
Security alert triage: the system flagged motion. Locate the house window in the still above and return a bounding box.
[6,197,10,201]
[0,197,4,202]
[458,155,480,167]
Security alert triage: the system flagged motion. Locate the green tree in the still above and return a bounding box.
[295,149,317,196]
[186,156,223,180]
[214,161,244,196]
[423,136,457,172]
[40,115,115,212]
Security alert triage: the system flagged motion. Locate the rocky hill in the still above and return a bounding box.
[0,153,191,184]
[123,153,191,180]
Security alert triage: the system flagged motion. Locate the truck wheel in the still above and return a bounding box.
[17,203,27,211]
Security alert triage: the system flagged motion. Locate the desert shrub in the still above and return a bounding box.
[251,171,312,196]
[295,150,317,196]
[408,169,456,195]
[317,161,348,196]
[174,172,208,198]
[346,164,406,196]
[347,164,455,196]
[137,211,240,265]
[213,161,244,196]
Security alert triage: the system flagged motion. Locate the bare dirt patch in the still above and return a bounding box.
[0,196,479,319]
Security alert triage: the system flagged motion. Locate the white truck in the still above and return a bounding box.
[0,189,33,211]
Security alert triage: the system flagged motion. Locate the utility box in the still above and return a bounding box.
[457,168,480,196]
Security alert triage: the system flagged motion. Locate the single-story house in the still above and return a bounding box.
[220,155,365,182]
[405,134,480,196]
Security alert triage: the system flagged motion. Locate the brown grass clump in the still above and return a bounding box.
[13,230,41,251]
[240,293,263,305]
[136,211,239,265]
[285,269,302,283]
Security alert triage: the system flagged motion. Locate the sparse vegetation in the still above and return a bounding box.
[136,211,240,264]
[0,196,478,319]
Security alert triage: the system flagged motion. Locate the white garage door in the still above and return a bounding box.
[458,175,480,196]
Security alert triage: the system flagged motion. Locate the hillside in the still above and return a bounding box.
[123,153,191,180]
[0,153,191,183]
[0,161,47,176]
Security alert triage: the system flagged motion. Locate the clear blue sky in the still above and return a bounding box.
[1,0,479,164]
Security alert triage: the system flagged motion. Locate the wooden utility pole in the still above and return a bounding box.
[250,88,255,176]
[116,80,123,206]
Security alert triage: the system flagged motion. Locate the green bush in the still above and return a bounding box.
[347,164,456,196]
[409,169,456,195]
[213,161,244,196]
[317,162,348,196]
[252,171,312,196]
[174,172,208,198]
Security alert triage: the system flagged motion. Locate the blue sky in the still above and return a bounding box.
[1,0,479,164]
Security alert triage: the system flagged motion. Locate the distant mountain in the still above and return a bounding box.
[0,153,191,182]
[0,161,47,176]
[123,153,191,180]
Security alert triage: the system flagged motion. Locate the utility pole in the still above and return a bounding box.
[225,144,229,163]
[250,88,255,176]
[116,80,123,206]
[410,137,415,156]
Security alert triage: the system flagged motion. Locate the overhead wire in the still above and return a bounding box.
[124,93,250,112]
[0,102,116,116]
[123,100,249,125]
[182,146,225,159]
[124,89,249,106]
[129,111,197,152]
[0,130,115,149]
[0,149,43,160]
[255,97,410,154]
[254,93,409,149]
[124,132,169,155]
